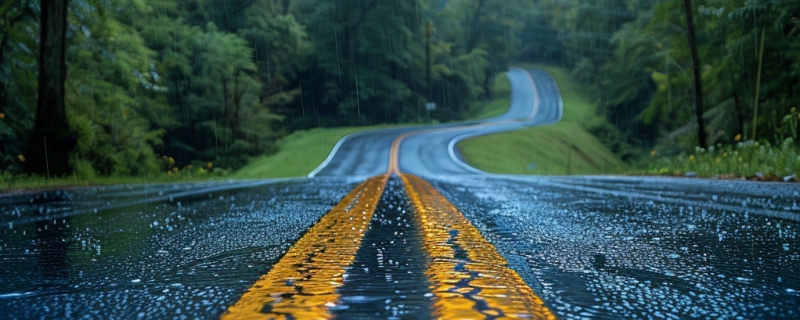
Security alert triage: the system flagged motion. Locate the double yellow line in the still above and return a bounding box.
[224,91,554,319]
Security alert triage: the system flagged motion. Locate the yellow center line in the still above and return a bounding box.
[221,174,388,320]
[387,68,553,318]
[401,174,555,319]
[225,69,548,319]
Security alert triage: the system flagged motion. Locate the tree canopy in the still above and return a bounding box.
[2,0,532,176]
[2,0,799,176]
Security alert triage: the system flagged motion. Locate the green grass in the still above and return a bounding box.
[0,172,230,193]
[640,139,800,180]
[233,125,400,179]
[458,64,623,175]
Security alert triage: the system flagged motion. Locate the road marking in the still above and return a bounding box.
[221,174,388,319]
[227,68,554,318]
[401,174,556,319]
[384,72,556,317]
[446,68,564,175]
[307,132,360,178]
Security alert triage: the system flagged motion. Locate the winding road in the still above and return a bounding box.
[310,68,562,178]
[1,69,799,319]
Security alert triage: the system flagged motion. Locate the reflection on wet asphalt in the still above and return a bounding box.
[0,177,360,319]
[335,178,432,319]
[431,175,800,319]
[2,174,800,319]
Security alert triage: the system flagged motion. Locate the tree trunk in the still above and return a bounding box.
[25,0,72,177]
[682,0,707,148]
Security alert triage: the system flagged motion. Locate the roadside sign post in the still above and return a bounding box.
[425,102,436,123]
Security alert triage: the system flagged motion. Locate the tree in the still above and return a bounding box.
[681,0,707,148]
[25,0,71,176]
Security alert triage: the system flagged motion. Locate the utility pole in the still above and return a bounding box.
[425,20,432,104]
[426,20,433,123]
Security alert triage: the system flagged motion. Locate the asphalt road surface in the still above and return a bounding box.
[1,69,798,319]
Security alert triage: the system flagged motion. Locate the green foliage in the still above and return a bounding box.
[3,0,614,184]
[519,0,800,162]
[0,0,38,174]
[644,139,800,180]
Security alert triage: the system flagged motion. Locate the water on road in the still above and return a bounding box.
[0,178,359,318]
[432,175,800,319]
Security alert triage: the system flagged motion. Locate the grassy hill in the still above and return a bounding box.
[457,65,623,175]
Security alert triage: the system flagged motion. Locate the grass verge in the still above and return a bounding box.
[0,172,230,193]
[457,64,623,175]
[640,139,800,181]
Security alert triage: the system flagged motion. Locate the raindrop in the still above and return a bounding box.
[735,277,752,283]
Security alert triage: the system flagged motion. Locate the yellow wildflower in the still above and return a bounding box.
[723,152,728,158]
[172,167,178,173]
[207,162,213,169]
[168,157,175,165]
[0,113,5,119]
[17,154,25,162]
[715,158,721,163]
[734,134,742,142]
[689,155,695,162]
[650,150,657,156]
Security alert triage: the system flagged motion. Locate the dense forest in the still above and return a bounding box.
[521,0,800,159]
[1,0,799,178]
[1,0,524,177]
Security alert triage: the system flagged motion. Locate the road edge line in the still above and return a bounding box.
[308,132,362,178]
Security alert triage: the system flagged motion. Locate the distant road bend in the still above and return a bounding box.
[308,67,563,178]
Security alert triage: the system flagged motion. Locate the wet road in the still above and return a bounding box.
[2,69,799,319]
